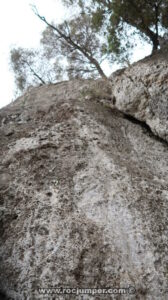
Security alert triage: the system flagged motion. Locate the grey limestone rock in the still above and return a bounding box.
[110,50,168,142]
[0,74,168,299]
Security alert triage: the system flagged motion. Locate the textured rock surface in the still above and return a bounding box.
[110,50,168,142]
[0,77,168,300]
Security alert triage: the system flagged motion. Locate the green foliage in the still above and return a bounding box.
[10,9,109,94]
[40,13,108,79]
[11,0,168,95]
[64,0,168,57]
[10,47,60,93]
[94,0,168,51]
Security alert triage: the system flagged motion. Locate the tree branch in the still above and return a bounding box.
[31,5,107,79]
[23,59,46,84]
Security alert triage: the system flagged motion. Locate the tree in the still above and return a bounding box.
[11,1,167,94]
[10,5,109,94]
[10,47,63,93]
[32,5,108,79]
[64,0,168,54]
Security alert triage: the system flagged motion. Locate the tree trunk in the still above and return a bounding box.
[142,27,159,52]
[152,35,159,52]
[24,61,46,84]
[33,9,107,80]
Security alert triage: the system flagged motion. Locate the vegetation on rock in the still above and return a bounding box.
[10,1,168,93]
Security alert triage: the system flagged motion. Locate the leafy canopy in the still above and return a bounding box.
[40,13,108,79]
[64,0,168,53]
[10,1,168,93]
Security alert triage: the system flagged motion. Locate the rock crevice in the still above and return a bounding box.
[110,50,168,142]
[0,53,168,299]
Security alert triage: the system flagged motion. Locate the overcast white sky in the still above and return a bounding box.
[0,0,152,109]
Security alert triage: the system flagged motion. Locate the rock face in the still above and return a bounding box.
[110,50,168,142]
[0,60,168,299]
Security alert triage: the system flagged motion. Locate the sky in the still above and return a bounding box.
[0,0,152,109]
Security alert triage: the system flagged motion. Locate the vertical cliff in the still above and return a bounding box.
[0,54,168,299]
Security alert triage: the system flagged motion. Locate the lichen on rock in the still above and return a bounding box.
[0,55,168,299]
[110,49,168,143]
